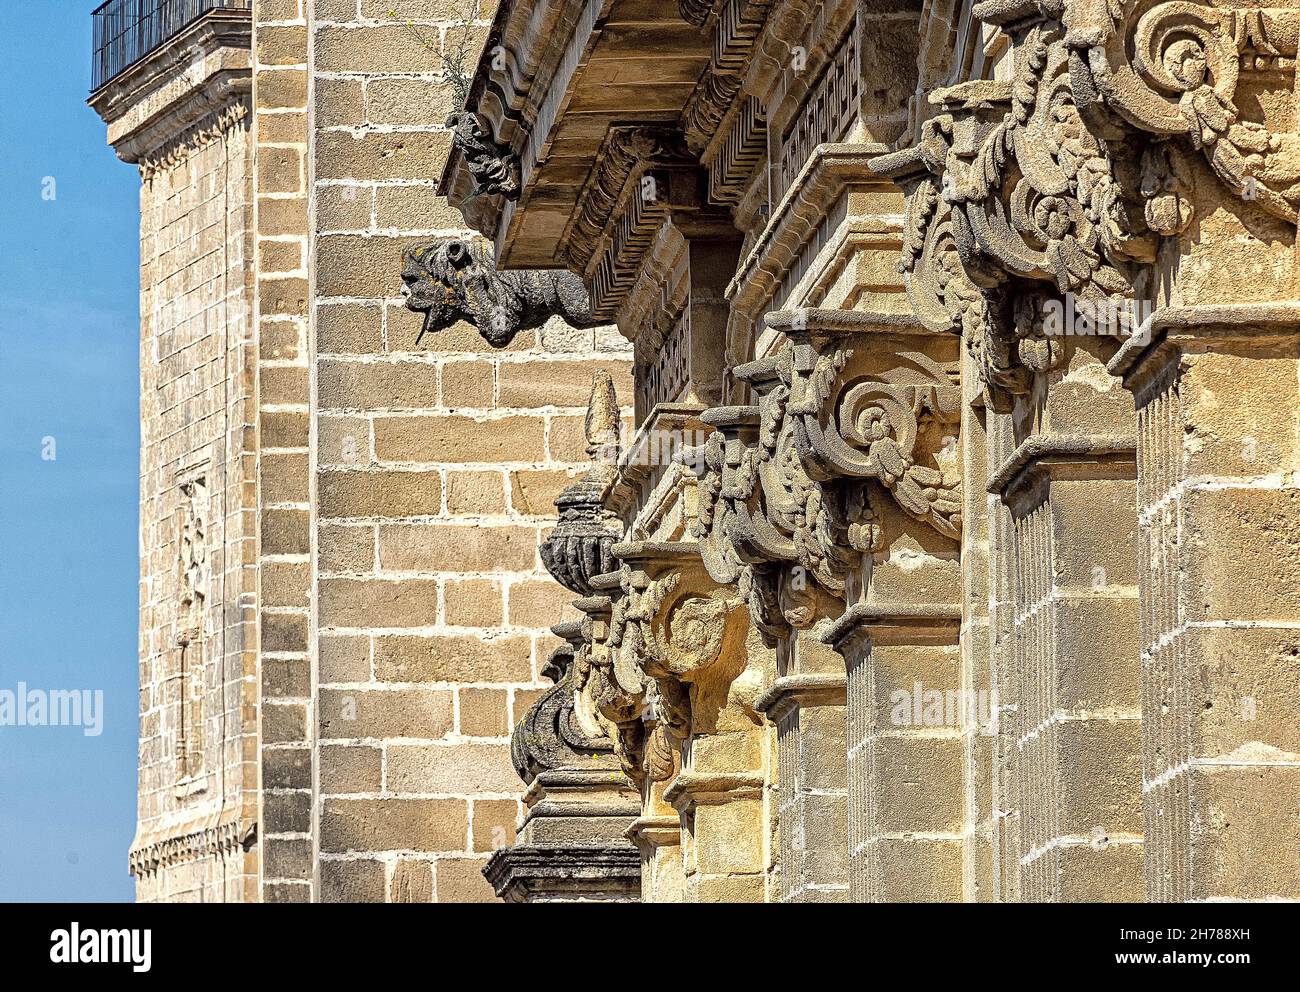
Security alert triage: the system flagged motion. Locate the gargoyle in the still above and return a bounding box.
[401,238,599,348]
[446,111,521,201]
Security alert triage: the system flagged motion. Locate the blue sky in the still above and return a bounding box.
[0,3,141,901]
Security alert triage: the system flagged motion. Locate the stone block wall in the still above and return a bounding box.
[253,0,316,904]
[131,86,258,903]
[304,0,632,902]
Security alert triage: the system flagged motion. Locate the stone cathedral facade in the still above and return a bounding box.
[93,0,1299,902]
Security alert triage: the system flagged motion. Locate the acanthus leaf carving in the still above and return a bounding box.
[880,1,1300,410]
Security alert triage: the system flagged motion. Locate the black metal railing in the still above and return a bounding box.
[91,0,252,92]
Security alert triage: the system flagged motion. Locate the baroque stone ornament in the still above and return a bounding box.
[1066,0,1300,222]
[445,110,521,201]
[401,238,599,347]
[540,371,623,596]
[511,622,615,784]
[609,542,748,780]
[877,0,1300,411]
[693,355,874,648]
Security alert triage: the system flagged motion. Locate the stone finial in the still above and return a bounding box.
[584,368,621,478]
[539,373,623,597]
[400,238,599,348]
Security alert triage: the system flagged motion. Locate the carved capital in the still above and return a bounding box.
[600,542,749,780]
[876,1,1299,410]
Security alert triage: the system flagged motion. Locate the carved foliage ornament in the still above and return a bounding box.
[1069,1,1300,221]
[599,548,746,782]
[693,355,877,648]
[693,338,961,646]
[880,1,1298,410]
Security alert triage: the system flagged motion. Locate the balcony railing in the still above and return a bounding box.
[91,0,252,92]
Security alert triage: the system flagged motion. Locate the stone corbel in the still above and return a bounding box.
[692,358,867,649]
[767,308,964,542]
[1064,0,1300,224]
[871,10,1166,410]
[611,542,750,778]
[876,1,1300,410]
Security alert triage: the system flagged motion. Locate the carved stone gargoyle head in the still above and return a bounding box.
[401,237,599,349]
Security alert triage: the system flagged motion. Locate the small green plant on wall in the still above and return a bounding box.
[385,0,479,107]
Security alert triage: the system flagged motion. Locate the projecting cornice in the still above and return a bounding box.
[87,9,251,168]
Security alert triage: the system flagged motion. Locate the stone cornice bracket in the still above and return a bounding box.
[579,577,656,785]
[876,1,1300,410]
[540,371,624,596]
[870,15,1162,410]
[560,126,726,321]
[614,542,745,685]
[764,309,963,542]
[1059,0,1300,224]
[399,237,599,348]
[511,621,617,785]
[678,2,773,206]
[445,110,522,202]
[610,541,747,775]
[691,358,869,647]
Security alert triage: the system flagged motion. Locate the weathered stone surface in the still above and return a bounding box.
[101,0,1300,905]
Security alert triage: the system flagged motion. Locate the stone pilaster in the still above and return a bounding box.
[988,428,1145,901]
[1110,306,1300,901]
[755,651,849,903]
[823,604,963,902]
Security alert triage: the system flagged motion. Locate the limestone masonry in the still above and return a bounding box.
[91,0,1300,902]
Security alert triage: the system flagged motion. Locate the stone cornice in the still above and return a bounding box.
[821,602,962,653]
[88,9,252,167]
[663,770,765,810]
[128,815,254,876]
[1107,303,1300,388]
[988,434,1138,509]
[754,672,847,720]
[625,813,683,849]
[728,143,898,320]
